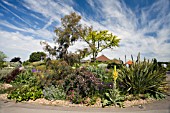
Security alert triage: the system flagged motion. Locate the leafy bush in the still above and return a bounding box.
[43,85,66,100]
[29,51,46,62]
[64,53,80,66]
[31,61,45,67]
[64,67,103,104]
[0,68,13,81]
[35,65,46,72]
[46,60,73,80]
[7,85,43,102]
[87,66,112,83]
[8,70,43,102]
[8,62,21,68]
[11,70,38,86]
[117,54,167,99]
[4,68,22,83]
[23,60,30,66]
[0,51,7,69]
[102,89,124,107]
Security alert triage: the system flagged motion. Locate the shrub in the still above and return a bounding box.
[46,60,73,80]
[64,67,103,103]
[31,61,45,67]
[11,70,38,86]
[7,85,43,102]
[0,51,7,69]
[29,51,46,62]
[117,54,167,99]
[102,89,124,107]
[0,68,13,81]
[4,68,22,83]
[87,66,112,83]
[23,60,30,66]
[43,85,66,100]
[8,62,21,68]
[8,70,43,102]
[35,65,46,72]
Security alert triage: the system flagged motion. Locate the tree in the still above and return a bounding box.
[0,51,7,62]
[41,12,120,64]
[82,30,120,61]
[29,52,46,62]
[54,12,91,59]
[0,51,7,68]
[10,57,22,64]
[40,41,57,59]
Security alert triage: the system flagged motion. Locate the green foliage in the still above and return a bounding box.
[7,85,43,102]
[23,60,30,66]
[0,68,13,81]
[64,67,102,103]
[8,62,21,68]
[43,85,66,100]
[29,51,46,62]
[64,53,80,66]
[8,70,43,102]
[0,51,7,62]
[40,41,57,59]
[46,60,73,80]
[82,30,120,61]
[117,53,167,99]
[166,63,170,71]
[54,12,84,48]
[54,12,90,59]
[102,89,124,107]
[4,68,22,83]
[31,61,45,67]
[87,66,112,83]
[0,51,7,69]
[10,57,21,63]
[35,65,46,72]
[11,70,38,86]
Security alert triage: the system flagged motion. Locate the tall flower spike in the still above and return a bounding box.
[113,65,118,82]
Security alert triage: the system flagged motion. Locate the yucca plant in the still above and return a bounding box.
[117,53,167,99]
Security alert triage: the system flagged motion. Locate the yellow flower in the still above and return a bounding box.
[113,65,118,81]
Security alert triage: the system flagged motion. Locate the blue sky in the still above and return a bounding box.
[0,0,170,62]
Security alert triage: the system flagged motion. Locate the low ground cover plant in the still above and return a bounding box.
[43,85,66,100]
[7,70,43,102]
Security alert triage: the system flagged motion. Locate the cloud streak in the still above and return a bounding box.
[0,3,32,27]
[0,0,169,62]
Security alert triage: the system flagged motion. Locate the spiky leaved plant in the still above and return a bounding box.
[117,53,167,99]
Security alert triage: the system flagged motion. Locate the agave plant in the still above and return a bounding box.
[117,53,167,99]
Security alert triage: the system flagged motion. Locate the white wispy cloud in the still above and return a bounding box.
[0,0,169,62]
[22,0,75,28]
[0,3,33,27]
[2,0,17,9]
[0,21,54,41]
[85,0,170,61]
[0,30,43,61]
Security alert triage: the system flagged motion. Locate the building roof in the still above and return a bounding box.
[96,55,110,62]
[125,60,133,65]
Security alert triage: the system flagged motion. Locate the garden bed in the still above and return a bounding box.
[0,87,156,108]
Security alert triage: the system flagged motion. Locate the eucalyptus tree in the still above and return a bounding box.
[54,12,92,59]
